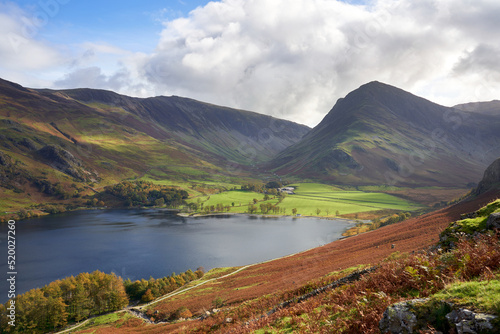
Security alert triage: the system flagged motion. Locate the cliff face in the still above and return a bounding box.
[476,157,500,194]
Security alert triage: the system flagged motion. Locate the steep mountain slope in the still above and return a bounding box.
[50,88,310,164]
[0,78,309,213]
[268,81,500,187]
[476,156,500,195]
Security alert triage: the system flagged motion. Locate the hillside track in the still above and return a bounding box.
[77,189,500,333]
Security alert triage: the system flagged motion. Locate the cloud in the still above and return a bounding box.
[138,0,500,126]
[0,2,64,72]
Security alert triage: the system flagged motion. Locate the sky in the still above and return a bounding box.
[1,0,500,127]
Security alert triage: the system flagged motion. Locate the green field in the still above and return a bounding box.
[187,183,420,216]
[188,190,280,213]
[284,183,420,216]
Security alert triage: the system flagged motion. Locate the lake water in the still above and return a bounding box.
[1,209,351,300]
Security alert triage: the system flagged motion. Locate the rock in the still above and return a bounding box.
[0,151,12,166]
[379,299,428,334]
[225,317,233,323]
[486,212,500,230]
[18,138,38,151]
[382,299,498,334]
[37,144,83,179]
[446,308,497,334]
[476,157,500,194]
[460,212,477,220]
[391,244,396,249]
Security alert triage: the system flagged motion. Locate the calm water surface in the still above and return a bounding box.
[2,209,351,299]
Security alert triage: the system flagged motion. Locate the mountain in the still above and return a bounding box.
[0,78,309,212]
[454,100,500,116]
[476,157,500,195]
[267,81,500,187]
[46,88,310,165]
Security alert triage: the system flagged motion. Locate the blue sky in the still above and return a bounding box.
[1,0,499,126]
[11,0,211,51]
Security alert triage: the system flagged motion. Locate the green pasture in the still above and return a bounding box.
[283,183,420,216]
[184,183,420,216]
[188,190,280,213]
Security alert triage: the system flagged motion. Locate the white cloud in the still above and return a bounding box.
[139,0,500,126]
[0,2,64,74]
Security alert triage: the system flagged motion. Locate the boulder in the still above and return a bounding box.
[379,299,427,334]
[381,299,498,334]
[486,212,500,230]
[446,308,497,334]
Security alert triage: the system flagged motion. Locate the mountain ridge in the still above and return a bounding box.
[0,77,310,214]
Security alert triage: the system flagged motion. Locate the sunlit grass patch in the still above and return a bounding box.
[431,279,500,315]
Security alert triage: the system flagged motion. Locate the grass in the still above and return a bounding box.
[184,183,420,217]
[189,190,280,213]
[78,311,132,331]
[440,199,500,247]
[431,279,500,315]
[280,183,420,216]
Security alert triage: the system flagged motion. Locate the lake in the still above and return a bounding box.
[1,209,351,300]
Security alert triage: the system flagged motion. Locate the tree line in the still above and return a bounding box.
[0,267,204,333]
[103,181,189,207]
[124,268,204,302]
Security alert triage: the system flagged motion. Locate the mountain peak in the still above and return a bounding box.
[269,81,500,187]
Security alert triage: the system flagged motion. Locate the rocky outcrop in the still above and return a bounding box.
[380,299,498,334]
[476,157,500,194]
[18,138,38,151]
[0,151,12,166]
[379,299,425,334]
[37,145,84,180]
[445,308,497,334]
[486,212,500,230]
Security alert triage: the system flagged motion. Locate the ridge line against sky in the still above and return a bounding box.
[1,0,499,127]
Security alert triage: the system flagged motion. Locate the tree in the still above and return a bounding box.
[316,208,321,215]
[292,208,297,215]
[248,204,257,214]
[265,181,282,189]
[141,289,155,303]
[260,203,267,214]
[253,198,258,204]
[336,210,340,216]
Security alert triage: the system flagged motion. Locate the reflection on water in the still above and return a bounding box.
[1,209,351,300]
